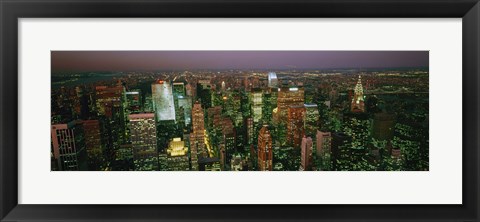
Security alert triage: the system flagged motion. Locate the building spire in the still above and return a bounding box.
[351,75,365,113]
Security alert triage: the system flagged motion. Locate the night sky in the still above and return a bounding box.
[51,51,429,72]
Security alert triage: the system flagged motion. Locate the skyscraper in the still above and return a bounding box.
[128,113,158,171]
[351,75,365,113]
[152,80,176,121]
[166,137,190,171]
[287,105,306,148]
[257,125,273,171]
[82,119,103,170]
[196,80,213,109]
[125,90,142,114]
[177,96,192,126]
[51,120,88,171]
[268,72,278,88]
[250,88,263,123]
[262,90,273,124]
[95,85,127,161]
[222,118,236,164]
[173,82,186,126]
[316,130,332,170]
[190,101,206,170]
[300,136,313,171]
[304,103,320,137]
[172,82,186,97]
[276,87,304,124]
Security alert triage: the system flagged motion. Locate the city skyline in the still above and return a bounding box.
[51,51,429,171]
[52,51,429,72]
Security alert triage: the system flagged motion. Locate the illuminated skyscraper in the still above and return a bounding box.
[128,113,158,171]
[287,105,306,148]
[125,90,142,114]
[95,85,126,118]
[221,81,226,91]
[82,119,103,170]
[95,85,127,161]
[172,82,186,126]
[316,130,332,170]
[222,118,236,164]
[351,75,365,113]
[304,103,320,137]
[300,136,313,171]
[172,82,186,97]
[177,96,192,126]
[166,138,190,171]
[276,87,304,124]
[250,88,263,123]
[51,120,87,171]
[268,72,278,88]
[257,125,273,171]
[262,90,273,124]
[190,101,206,170]
[152,80,176,121]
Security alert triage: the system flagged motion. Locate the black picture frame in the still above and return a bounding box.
[1,0,479,221]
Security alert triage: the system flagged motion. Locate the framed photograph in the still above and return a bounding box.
[1,0,479,221]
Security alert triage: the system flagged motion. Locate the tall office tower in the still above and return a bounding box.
[371,112,395,141]
[300,136,313,171]
[316,130,332,170]
[245,117,254,145]
[95,85,127,162]
[250,88,263,123]
[268,72,278,88]
[343,112,370,150]
[262,90,273,124]
[276,87,304,124]
[128,113,158,171]
[166,138,190,171]
[152,80,176,121]
[143,94,154,113]
[82,120,103,170]
[351,75,365,113]
[177,96,192,126]
[287,105,306,148]
[304,103,320,137]
[172,82,186,126]
[196,81,213,109]
[190,101,206,169]
[207,106,222,129]
[257,125,273,171]
[125,89,142,114]
[225,92,242,125]
[51,120,88,171]
[221,81,226,92]
[223,91,233,116]
[72,86,83,118]
[240,91,251,118]
[331,132,353,170]
[222,118,236,163]
[95,85,126,118]
[172,82,186,97]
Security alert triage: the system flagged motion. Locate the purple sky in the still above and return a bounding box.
[51,51,428,72]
